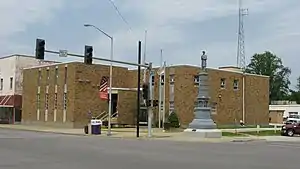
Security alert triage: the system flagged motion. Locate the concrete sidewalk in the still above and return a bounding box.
[0,124,265,143]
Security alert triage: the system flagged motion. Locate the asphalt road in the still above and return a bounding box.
[0,129,299,169]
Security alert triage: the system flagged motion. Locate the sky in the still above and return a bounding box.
[0,0,299,86]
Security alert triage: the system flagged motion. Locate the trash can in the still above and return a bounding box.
[91,119,102,135]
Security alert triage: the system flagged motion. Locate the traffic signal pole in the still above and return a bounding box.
[136,41,141,138]
[44,49,149,68]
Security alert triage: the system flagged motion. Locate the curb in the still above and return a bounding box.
[0,127,87,136]
[231,138,267,142]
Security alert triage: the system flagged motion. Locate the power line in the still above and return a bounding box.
[107,0,132,32]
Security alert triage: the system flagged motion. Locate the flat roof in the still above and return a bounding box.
[139,64,269,78]
[0,54,61,64]
[22,58,269,79]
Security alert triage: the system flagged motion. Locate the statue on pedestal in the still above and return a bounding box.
[184,50,221,138]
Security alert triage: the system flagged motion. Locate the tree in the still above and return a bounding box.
[288,76,300,104]
[167,111,180,128]
[246,51,291,101]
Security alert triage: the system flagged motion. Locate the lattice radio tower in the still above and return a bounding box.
[236,0,248,70]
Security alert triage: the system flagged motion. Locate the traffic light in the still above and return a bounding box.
[152,100,159,107]
[35,39,45,60]
[142,83,149,100]
[84,45,93,64]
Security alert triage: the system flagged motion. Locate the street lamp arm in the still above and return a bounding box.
[84,24,113,39]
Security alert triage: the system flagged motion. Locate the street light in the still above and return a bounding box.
[84,23,113,136]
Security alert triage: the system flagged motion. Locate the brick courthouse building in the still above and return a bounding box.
[22,62,269,128]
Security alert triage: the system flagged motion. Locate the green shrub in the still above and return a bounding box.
[168,111,180,128]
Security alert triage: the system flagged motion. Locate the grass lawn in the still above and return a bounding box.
[241,130,281,136]
[222,132,246,137]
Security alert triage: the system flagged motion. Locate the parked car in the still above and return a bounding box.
[281,122,300,136]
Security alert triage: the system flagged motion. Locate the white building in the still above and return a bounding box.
[0,54,59,123]
[269,104,300,118]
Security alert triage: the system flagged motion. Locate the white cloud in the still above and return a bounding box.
[91,0,290,65]
[0,0,64,55]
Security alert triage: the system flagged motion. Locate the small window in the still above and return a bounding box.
[169,74,175,84]
[54,93,58,109]
[10,77,13,90]
[63,93,67,110]
[220,78,226,89]
[194,75,199,85]
[64,66,68,84]
[38,70,41,86]
[233,79,239,90]
[151,75,155,86]
[55,67,58,85]
[0,78,3,90]
[45,94,49,110]
[160,75,164,85]
[37,94,40,109]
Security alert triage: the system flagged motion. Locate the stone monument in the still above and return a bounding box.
[184,51,222,138]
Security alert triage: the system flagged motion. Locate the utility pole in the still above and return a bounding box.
[158,49,165,129]
[148,63,154,138]
[236,0,248,124]
[162,61,166,129]
[136,41,142,137]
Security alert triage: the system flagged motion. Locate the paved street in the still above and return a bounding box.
[0,129,299,169]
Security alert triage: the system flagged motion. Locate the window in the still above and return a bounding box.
[63,93,67,110]
[151,75,155,86]
[220,78,226,89]
[169,74,175,84]
[0,78,3,90]
[38,69,41,86]
[54,67,58,85]
[64,66,68,84]
[54,93,58,109]
[45,94,49,110]
[233,79,239,90]
[160,75,164,85]
[10,77,13,90]
[46,68,50,85]
[37,94,40,109]
[194,75,199,86]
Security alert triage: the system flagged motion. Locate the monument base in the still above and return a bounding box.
[184,128,222,138]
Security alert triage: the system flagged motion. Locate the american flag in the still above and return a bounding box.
[99,76,109,100]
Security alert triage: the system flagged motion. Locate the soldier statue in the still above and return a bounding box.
[201,51,207,70]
